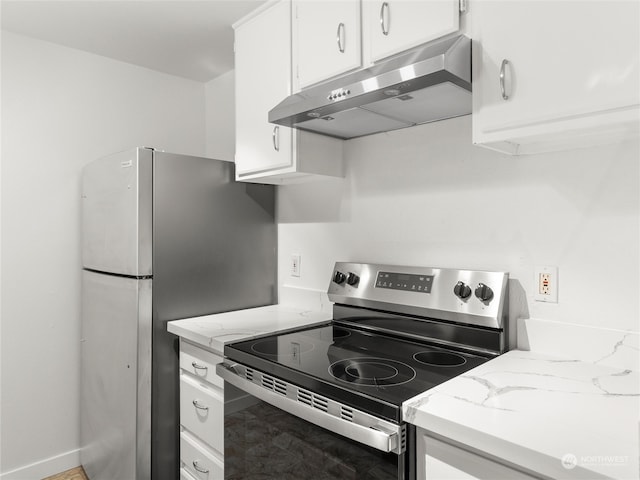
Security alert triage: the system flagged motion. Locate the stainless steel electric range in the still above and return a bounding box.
[217,262,510,480]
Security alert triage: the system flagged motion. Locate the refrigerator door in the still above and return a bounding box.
[82,147,153,276]
[152,151,276,319]
[80,270,152,480]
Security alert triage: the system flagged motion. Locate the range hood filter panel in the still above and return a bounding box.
[294,108,412,139]
[362,82,471,126]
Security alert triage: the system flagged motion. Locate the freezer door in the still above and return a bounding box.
[80,270,152,480]
[82,147,153,276]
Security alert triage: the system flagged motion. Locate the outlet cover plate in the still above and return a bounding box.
[291,254,301,277]
[534,265,558,303]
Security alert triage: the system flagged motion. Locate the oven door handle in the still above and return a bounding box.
[217,363,402,454]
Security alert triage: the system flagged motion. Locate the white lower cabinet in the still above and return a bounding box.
[418,429,538,480]
[179,339,225,479]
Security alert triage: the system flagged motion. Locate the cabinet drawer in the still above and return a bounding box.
[180,340,224,389]
[181,432,224,480]
[180,375,223,452]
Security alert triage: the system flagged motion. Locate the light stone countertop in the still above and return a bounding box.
[167,304,332,356]
[403,349,640,479]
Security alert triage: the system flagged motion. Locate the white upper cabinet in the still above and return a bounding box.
[472,0,640,155]
[235,1,293,177]
[364,0,461,63]
[234,0,343,184]
[294,0,362,90]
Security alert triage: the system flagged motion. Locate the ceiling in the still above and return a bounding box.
[1,0,266,82]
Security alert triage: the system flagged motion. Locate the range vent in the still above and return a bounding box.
[313,395,328,412]
[298,389,312,406]
[262,374,274,390]
[297,388,328,412]
[245,368,254,382]
[274,378,287,396]
[340,406,354,422]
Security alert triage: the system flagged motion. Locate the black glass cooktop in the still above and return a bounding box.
[224,322,491,422]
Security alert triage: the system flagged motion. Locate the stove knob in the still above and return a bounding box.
[346,272,360,286]
[475,283,494,302]
[333,271,346,284]
[453,281,472,299]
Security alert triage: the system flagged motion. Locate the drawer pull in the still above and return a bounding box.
[192,400,209,412]
[191,361,208,372]
[192,460,210,474]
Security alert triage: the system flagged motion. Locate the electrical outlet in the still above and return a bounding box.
[540,273,551,295]
[534,266,558,303]
[290,254,301,277]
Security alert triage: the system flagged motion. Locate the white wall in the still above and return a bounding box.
[278,115,639,333]
[0,31,206,478]
[204,70,235,161]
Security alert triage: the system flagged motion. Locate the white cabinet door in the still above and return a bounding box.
[235,0,293,176]
[418,430,539,480]
[365,0,460,63]
[472,0,640,154]
[294,0,362,90]
[234,0,344,184]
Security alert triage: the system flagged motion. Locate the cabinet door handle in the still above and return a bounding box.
[380,2,390,36]
[192,400,209,411]
[337,22,345,53]
[192,461,210,474]
[272,126,280,152]
[499,59,510,100]
[191,361,208,372]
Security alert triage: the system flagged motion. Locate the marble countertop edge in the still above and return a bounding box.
[167,304,333,355]
[403,349,640,480]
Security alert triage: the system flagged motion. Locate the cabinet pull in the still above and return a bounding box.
[337,22,345,53]
[380,2,390,36]
[192,400,209,412]
[191,361,208,372]
[192,461,210,474]
[272,126,280,151]
[499,59,510,100]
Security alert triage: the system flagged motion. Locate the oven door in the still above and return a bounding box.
[217,362,414,480]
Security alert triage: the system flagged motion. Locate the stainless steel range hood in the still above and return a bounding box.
[269,35,471,140]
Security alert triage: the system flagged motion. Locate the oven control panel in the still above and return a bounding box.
[375,271,434,293]
[328,262,509,330]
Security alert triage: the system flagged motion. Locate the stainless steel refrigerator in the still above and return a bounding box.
[80,147,276,480]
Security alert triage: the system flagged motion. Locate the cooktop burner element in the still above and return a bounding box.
[413,351,467,367]
[329,357,417,386]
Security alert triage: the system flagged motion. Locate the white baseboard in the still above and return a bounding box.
[0,449,80,480]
